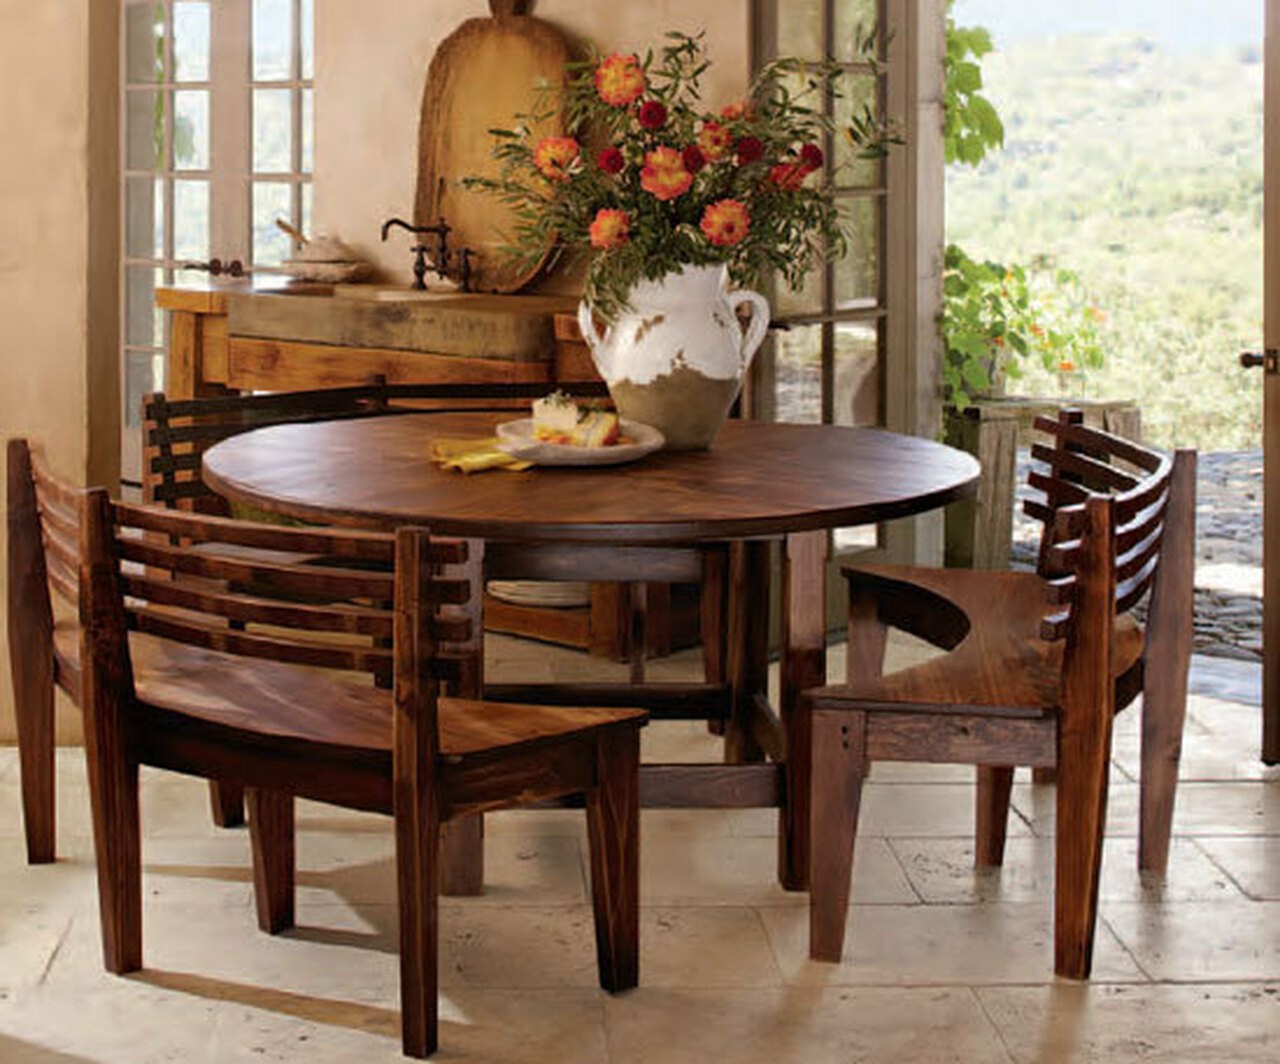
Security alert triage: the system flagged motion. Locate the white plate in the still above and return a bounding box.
[495,418,664,466]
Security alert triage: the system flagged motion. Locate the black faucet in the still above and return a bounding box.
[380,217,474,292]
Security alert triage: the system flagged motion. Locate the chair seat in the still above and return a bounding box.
[807,565,1145,714]
[112,633,643,760]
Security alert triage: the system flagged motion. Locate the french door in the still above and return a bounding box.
[121,0,314,483]
[752,0,942,622]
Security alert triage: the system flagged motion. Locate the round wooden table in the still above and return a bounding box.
[204,412,980,890]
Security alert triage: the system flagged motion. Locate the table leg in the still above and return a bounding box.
[701,546,729,735]
[778,530,829,891]
[725,541,770,764]
[440,537,486,897]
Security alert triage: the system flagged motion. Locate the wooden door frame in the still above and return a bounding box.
[1264,0,1278,763]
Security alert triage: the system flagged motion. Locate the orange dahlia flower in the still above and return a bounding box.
[700,199,750,247]
[697,121,732,161]
[640,146,693,201]
[588,208,631,250]
[533,136,580,181]
[595,53,646,107]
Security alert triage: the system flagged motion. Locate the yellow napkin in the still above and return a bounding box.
[431,437,533,474]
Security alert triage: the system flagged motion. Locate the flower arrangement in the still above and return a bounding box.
[466,32,897,320]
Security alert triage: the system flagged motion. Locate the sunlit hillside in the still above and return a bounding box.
[946,33,1264,449]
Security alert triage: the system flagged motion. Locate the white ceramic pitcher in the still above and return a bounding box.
[577,264,771,449]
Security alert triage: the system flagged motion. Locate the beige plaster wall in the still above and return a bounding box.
[314,0,751,284]
[0,1,120,742]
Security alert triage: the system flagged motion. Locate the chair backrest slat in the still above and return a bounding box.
[1029,442,1141,493]
[115,530,395,601]
[119,572,396,638]
[20,443,81,611]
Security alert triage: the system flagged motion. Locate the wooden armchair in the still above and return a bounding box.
[803,410,1195,978]
[76,492,645,1057]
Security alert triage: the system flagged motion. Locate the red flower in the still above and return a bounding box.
[589,208,631,250]
[800,142,825,169]
[640,146,693,201]
[697,122,732,161]
[681,144,707,174]
[700,199,750,247]
[735,135,765,164]
[595,54,646,107]
[596,146,625,174]
[768,162,808,190]
[638,100,668,130]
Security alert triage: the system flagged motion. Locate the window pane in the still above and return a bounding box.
[253,182,293,265]
[833,0,881,63]
[833,320,880,426]
[835,196,880,308]
[173,90,210,170]
[300,0,315,80]
[775,324,824,423]
[173,180,210,261]
[125,176,164,259]
[778,0,823,58]
[125,2,164,84]
[124,351,164,429]
[253,0,294,81]
[834,73,882,187]
[126,89,163,170]
[254,88,293,173]
[301,88,314,173]
[125,266,157,346]
[172,1,210,82]
[301,182,314,237]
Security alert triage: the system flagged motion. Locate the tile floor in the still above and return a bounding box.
[1,634,1278,1062]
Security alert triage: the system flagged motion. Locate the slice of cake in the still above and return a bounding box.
[574,410,620,448]
[532,391,580,444]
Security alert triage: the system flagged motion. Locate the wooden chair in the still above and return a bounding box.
[803,410,1196,978]
[76,491,645,1057]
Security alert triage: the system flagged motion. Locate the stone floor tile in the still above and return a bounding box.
[978,983,1280,1064]
[1103,899,1280,981]
[641,906,783,988]
[1195,836,1280,899]
[642,834,916,907]
[604,986,1013,1064]
[758,903,1144,985]
[892,836,1243,905]
[1012,779,1280,839]
[1111,697,1280,783]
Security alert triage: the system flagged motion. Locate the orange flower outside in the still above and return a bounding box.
[640,147,693,201]
[697,122,732,161]
[589,208,631,249]
[533,136,580,181]
[700,199,750,247]
[595,53,647,107]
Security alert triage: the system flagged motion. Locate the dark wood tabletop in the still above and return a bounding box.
[202,412,980,543]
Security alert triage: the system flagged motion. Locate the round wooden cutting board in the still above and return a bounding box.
[414,0,572,294]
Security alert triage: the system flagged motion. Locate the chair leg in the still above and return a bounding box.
[13,653,56,864]
[439,815,484,897]
[1138,664,1189,875]
[975,766,1015,867]
[808,708,868,963]
[396,781,442,1058]
[247,789,295,934]
[84,745,142,974]
[1054,714,1113,980]
[585,726,640,992]
[208,780,246,828]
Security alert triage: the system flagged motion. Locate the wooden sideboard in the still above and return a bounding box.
[155,280,698,659]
